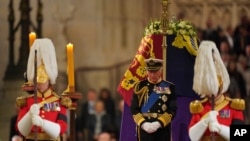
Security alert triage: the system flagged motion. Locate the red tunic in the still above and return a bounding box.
[188,95,244,137]
[16,89,68,137]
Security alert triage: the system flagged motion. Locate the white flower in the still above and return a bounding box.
[179,29,187,35]
[167,29,173,34]
[168,18,197,36]
[144,18,197,36]
[178,21,186,28]
[144,20,162,36]
[185,24,192,29]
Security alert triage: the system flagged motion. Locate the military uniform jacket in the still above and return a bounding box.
[188,95,245,137]
[130,79,177,127]
[16,88,71,140]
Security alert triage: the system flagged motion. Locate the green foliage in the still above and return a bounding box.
[144,17,197,37]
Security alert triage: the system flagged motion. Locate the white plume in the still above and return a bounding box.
[27,38,58,84]
[193,41,230,97]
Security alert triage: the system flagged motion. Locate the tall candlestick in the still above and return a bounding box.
[29,32,36,48]
[66,43,75,88]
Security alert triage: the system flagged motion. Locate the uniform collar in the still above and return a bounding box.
[37,89,53,98]
[215,94,225,105]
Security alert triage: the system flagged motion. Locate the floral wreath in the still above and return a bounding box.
[144,17,197,37]
[144,17,199,56]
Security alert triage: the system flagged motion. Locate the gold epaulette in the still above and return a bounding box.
[60,97,72,108]
[189,98,208,114]
[16,95,33,107]
[226,97,245,110]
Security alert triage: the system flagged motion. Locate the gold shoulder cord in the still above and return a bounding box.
[134,83,149,107]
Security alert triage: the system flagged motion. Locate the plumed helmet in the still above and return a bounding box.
[27,38,58,85]
[192,41,230,97]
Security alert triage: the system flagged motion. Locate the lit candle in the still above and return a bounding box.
[66,43,75,88]
[29,32,36,48]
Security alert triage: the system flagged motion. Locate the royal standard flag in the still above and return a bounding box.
[117,34,163,106]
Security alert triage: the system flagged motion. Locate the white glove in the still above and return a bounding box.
[151,121,161,131]
[30,104,40,115]
[209,121,221,132]
[189,119,207,141]
[17,112,33,136]
[189,111,218,141]
[203,111,218,125]
[218,125,230,141]
[32,115,61,139]
[42,120,60,139]
[141,122,155,133]
[32,115,44,127]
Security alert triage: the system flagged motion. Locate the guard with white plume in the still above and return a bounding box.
[188,41,245,141]
[16,38,71,141]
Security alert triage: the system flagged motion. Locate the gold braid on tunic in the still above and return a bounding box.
[134,83,149,107]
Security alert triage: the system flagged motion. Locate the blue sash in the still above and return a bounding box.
[141,91,158,113]
[141,82,170,113]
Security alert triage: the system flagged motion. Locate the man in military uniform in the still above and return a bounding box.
[188,41,245,141]
[130,58,177,141]
[16,38,71,141]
